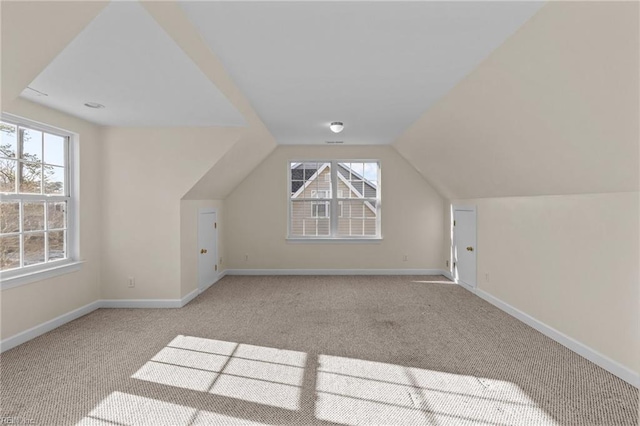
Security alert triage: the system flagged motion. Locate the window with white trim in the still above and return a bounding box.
[289,161,380,239]
[0,117,74,274]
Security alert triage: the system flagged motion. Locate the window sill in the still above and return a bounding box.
[286,237,383,244]
[1,260,84,290]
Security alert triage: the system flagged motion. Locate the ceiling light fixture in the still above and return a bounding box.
[84,102,105,109]
[329,122,344,133]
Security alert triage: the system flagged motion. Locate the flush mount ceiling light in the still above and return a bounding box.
[329,122,344,133]
[84,102,105,109]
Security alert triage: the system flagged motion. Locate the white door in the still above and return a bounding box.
[453,207,477,288]
[198,210,218,292]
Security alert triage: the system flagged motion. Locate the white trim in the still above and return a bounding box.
[452,205,477,288]
[1,289,201,352]
[291,162,330,199]
[181,288,199,306]
[288,160,381,239]
[1,260,83,290]
[286,237,382,244]
[0,113,80,277]
[197,207,219,292]
[1,112,74,138]
[459,284,639,389]
[0,300,101,353]
[199,277,218,293]
[100,298,184,309]
[441,269,454,281]
[4,271,636,390]
[224,269,450,276]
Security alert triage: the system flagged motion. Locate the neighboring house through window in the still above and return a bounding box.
[289,161,380,238]
[0,115,78,286]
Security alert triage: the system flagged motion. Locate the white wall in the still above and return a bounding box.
[394,1,639,199]
[180,199,225,298]
[447,192,639,376]
[1,98,103,340]
[225,145,445,271]
[100,127,240,300]
[389,0,639,382]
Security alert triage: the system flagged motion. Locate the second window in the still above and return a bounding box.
[289,161,380,239]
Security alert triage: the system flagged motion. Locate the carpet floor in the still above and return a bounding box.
[0,275,637,425]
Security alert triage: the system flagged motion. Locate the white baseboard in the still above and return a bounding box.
[1,268,452,352]
[0,300,101,353]
[100,299,183,308]
[1,290,202,352]
[224,269,450,276]
[181,288,200,306]
[19,270,633,390]
[194,272,227,298]
[460,284,639,388]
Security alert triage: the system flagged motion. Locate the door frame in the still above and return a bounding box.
[198,207,219,293]
[452,205,477,289]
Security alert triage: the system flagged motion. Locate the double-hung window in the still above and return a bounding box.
[289,161,381,239]
[0,115,77,284]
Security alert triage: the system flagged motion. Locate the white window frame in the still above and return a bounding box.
[311,201,329,218]
[1,113,82,289]
[288,160,382,241]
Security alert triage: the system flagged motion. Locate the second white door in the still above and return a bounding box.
[453,207,477,288]
[198,210,218,292]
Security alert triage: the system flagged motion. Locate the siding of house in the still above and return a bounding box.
[291,166,377,237]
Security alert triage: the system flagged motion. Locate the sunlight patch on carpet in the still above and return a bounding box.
[131,335,306,411]
[315,354,558,425]
[76,391,269,425]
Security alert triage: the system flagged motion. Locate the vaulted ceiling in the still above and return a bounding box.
[10,1,544,140]
[2,1,637,200]
[20,2,246,127]
[179,1,543,145]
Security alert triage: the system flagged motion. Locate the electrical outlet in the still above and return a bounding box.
[128,277,135,288]
[402,255,408,262]
[244,254,249,262]
[485,273,490,283]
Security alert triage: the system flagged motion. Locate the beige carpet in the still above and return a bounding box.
[1,275,637,425]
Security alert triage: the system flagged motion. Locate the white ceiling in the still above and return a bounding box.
[19,2,246,127]
[180,1,544,145]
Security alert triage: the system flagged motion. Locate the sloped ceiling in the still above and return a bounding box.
[180,1,544,145]
[394,1,639,199]
[139,2,277,199]
[3,1,636,201]
[1,1,108,103]
[1,0,276,199]
[18,2,246,127]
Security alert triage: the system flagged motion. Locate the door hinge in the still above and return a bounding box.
[453,220,456,226]
[215,264,218,271]
[214,222,217,229]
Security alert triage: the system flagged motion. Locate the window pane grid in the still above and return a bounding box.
[1,118,69,272]
[289,160,379,238]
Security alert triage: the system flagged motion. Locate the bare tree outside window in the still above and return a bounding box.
[0,121,68,271]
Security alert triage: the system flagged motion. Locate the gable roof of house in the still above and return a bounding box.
[290,162,377,198]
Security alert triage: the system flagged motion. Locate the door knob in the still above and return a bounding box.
[466,246,474,251]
